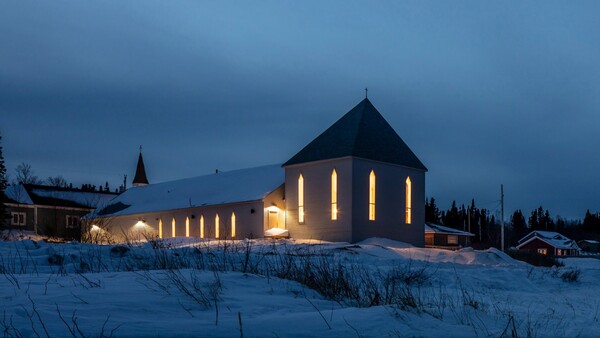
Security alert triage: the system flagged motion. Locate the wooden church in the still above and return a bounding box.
[89,98,427,245]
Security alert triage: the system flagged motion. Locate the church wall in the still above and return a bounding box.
[284,157,354,242]
[90,200,265,242]
[351,158,425,246]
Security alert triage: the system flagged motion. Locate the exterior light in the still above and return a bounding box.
[135,220,146,228]
[91,225,100,231]
[266,205,280,212]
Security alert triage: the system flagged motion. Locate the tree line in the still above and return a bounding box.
[426,197,600,249]
[11,162,120,193]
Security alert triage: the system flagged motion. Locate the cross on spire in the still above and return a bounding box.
[365,88,368,99]
[139,145,142,154]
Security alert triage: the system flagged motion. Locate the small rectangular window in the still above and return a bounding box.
[11,212,26,226]
[65,215,80,228]
[537,248,547,255]
[447,235,458,245]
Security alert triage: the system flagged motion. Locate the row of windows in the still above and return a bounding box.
[156,212,236,239]
[10,212,81,228]
[297,170,412,223]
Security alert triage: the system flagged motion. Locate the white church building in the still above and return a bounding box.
[89,98,427,245]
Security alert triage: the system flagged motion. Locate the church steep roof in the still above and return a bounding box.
[283,98,427,170]
[132,151,149,185]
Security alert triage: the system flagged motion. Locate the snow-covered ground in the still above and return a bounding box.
[1,234,599,337]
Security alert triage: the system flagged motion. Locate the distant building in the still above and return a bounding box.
[577,240,600,253]
[3,184,118,240]
[516,230,580,256]
[90,98,427,245]
[424,223,474,250]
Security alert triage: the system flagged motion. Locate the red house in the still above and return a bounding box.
[516,231,580,256]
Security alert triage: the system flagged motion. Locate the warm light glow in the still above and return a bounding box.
[369,170,376,221]
[185,217,190,237]
[172,218,176,237]
[135,220,146,228]
[215,214,220,238]
[200,215,204,238]
[158,219,163,239]
[405,177,412,224]
[266,205,280,212]
[91,225,100,231]
[231,212,236,238]
[298,174,304,223]
[331,169,337,220]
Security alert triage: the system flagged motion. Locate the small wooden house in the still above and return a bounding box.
[577,240,600,253]
[3,184,118,240]
[516,231,580,256]
[424,223,474,250]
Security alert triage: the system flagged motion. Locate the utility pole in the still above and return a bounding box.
[468,207,471,234]
[501,184,505,252]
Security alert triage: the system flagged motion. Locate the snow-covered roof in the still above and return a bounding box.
[425,223,475,237]
[4,184,117,209]
[4,184,34,204]
[93,164,284,218]
[517,230,580,250]
[578,240,599,244]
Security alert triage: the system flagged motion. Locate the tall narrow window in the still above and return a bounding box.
[185,217,190,237]
[171,218,176,237]
[215,214,220,239]
[405,177,412,224]
[200,215,204,238]
[369,170,376,220]
[158,219,163,239]
[331,169,338,220]
[298,174,305,223]
[231,212,236,238]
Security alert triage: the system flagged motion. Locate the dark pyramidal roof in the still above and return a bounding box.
[132,150,149,185]
[283,98,427,170]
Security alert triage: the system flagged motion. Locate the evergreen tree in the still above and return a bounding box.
[510,209,527,244]
[425,197,441,223]
[0,134,7,228]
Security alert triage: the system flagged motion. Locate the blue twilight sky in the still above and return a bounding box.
[1,1,599,219]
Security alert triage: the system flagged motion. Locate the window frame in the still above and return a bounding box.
[369,170,376,221]
[65,215,80,229]
[11,212,26,226]
[298,174,305,224]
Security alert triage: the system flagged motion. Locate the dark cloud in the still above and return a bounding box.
[1,1,599,219]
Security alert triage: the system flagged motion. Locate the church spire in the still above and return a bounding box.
[132,145,149,187]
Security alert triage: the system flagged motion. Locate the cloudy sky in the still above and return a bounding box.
[1,1,599,219]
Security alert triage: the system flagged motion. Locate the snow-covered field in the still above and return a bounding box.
[1,233,599,337]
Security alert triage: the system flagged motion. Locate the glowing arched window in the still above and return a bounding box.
[171,217,176,237]
[231,212,236,238]
[331,169,338,220]
[215,214,220,239]
[405,177,412,224]
[158,219,163,239]
[298,174,305,223]
[185,217,190,237]
[369,170,376,221]
[200,215,204,239]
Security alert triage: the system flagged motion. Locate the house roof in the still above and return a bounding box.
[425,223,475,236]
[132,150,149,185]
[4,184,118,209]
[92,164,284,218]
[283,98,427,170]
[516,230,580,250]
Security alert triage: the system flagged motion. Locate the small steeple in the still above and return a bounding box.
[132,145,149,187]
